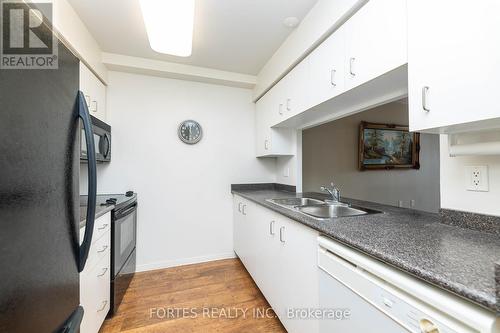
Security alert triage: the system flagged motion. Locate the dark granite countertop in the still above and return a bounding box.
[79,193,137,229]
[232,187,500,313]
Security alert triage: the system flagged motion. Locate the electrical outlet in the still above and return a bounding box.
[410,200,415,208]
[283,167,290,178]
[465,166,489,192]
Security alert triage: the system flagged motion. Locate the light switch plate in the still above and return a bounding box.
[465,166,489,192]
[283,167,290,178]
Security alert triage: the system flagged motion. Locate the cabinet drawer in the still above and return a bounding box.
[80,251,110,333]
[80,212,111,246]
[85,229,110,272]
[93,212,111,241]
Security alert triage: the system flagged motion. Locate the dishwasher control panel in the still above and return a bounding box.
[375,288,460,333]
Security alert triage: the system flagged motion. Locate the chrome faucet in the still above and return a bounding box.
[320,182,341,203]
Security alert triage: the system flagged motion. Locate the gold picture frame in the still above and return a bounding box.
[358,122,420,171]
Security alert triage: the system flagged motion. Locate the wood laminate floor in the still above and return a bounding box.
[99,259,286,333]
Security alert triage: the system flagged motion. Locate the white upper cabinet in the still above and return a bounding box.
[344,0,407,91]
[308,26,346,107]
[268,79,287,127]
[255,93,295,157]
[255,0,499,140]
[408,0,500,133]
[265,60,310,128]
[80,63,107,122]
[282,59,310,119]
[254,0,414,157]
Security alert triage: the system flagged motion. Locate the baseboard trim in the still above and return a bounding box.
[135,252,237,273]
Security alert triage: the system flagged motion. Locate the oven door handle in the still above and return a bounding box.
[78,90,97,273]
[115,203,137,220]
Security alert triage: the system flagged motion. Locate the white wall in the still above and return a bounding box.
[275,131,302,190]
[440,135,500,216]
[302,102,441,212]
[81,71,276,271]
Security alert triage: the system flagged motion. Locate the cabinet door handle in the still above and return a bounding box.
[264,139,269,150]
[97,301,108,312]
[242,205,247,215]
[97,245,108,253]
[238,202,242,212]
[422,86,430,112]
[279,226,285,243]
[97,223,108,231]
[330,69,337,86]
[269,221,275,235]
[286,98,291,111]
[349,57,356,76]
[97,267,108,277]
[278,103,284,115]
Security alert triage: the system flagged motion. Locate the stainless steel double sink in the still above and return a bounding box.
[267,197,381,219]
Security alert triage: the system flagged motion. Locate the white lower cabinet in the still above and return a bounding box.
[80,212,111,333]
[233,195,319,333]
[233,198,256,273]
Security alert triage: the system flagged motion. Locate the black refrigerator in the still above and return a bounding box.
[0,38,98,331]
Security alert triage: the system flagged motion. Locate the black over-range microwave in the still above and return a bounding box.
[80,115,111,162]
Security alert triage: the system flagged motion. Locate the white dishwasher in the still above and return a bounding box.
[318,236,499,333]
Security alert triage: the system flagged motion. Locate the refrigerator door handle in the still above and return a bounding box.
[78,90,97,272]
[58,306,84,333]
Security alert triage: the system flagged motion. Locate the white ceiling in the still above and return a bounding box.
[68,0,318,75]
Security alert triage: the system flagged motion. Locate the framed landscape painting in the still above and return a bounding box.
[358,122,420,171]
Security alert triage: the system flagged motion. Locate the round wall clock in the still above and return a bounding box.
[178,120,203,144]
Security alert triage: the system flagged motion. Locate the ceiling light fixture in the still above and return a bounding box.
[139,0,195,57]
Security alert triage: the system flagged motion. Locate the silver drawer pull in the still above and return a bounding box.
[330,69,337,86]
[279,226,285,243]
[286,98,291,111]
[422,86,430,112]
[97,245,108,253]
[238,202,242,212]
[278,103,284,115]
[242,205,247,215]
[97,223,109,231]
[349,57,356,76]
[97,267,108,277]
[269,221,275,235]
[97,301,108,312]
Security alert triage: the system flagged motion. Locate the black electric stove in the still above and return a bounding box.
[103,193,137,316]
